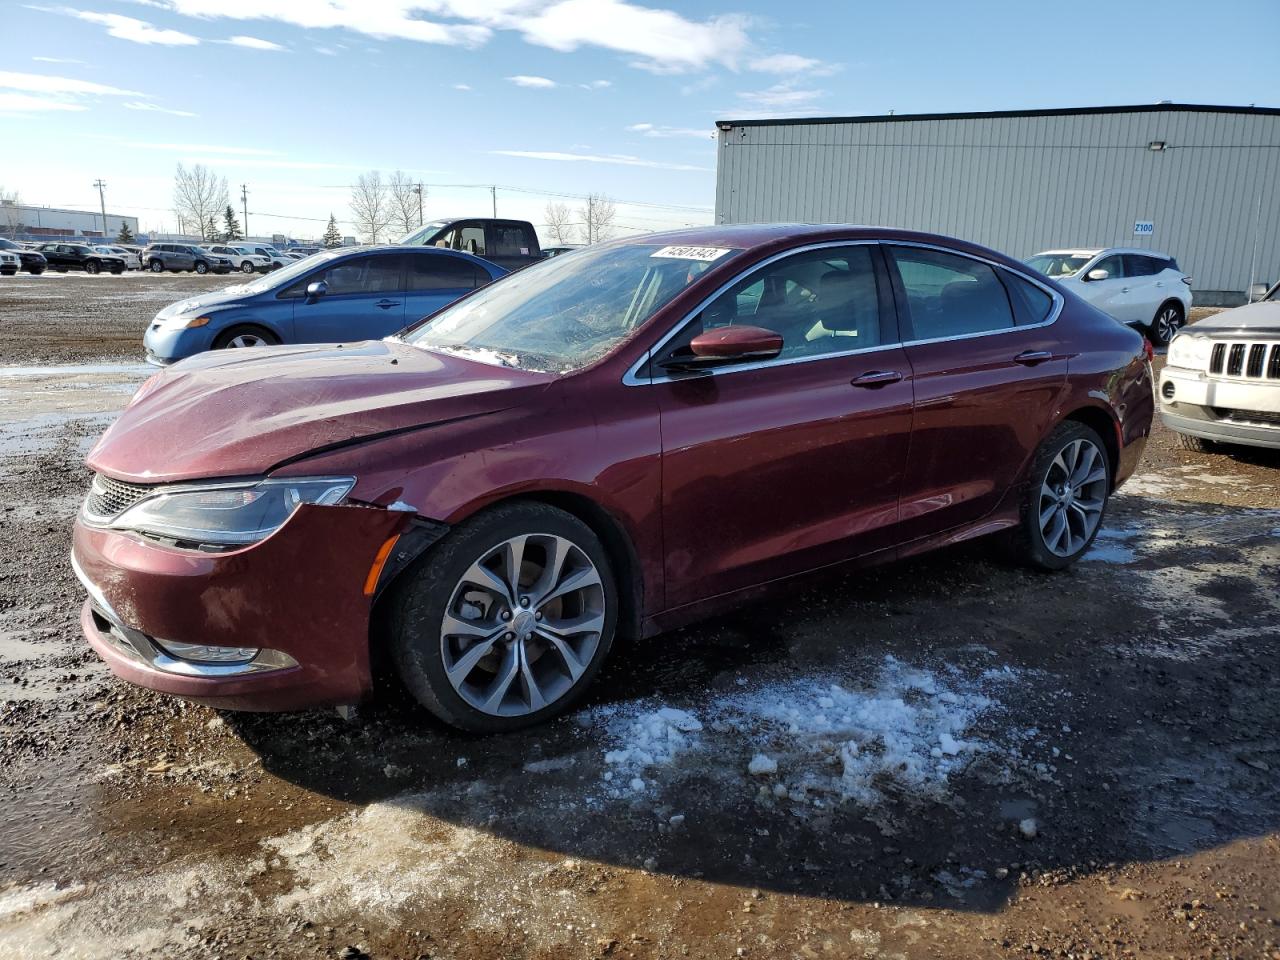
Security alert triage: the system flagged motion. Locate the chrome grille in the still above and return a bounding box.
[84,473,153,520]
[1207,339,1280,380]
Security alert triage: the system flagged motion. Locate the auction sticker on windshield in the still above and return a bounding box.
[650,245,732,262]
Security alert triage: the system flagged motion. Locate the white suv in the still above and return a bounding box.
[1025,248,1193,345]
[207,244,272,274]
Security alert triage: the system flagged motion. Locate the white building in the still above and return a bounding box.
[0,202,139,239]
[714,103,1280,305]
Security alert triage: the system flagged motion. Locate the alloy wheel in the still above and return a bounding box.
[241,261,255,273]
[1038,438,1107,557]
[225,333,266,348]
[439,533,605,717]
[1155,306,1181,343]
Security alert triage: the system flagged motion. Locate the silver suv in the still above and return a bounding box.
[1160,281,1280,451]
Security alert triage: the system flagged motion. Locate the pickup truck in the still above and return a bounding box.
[398,217,542,271]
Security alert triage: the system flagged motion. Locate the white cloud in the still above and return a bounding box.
[729,79,827,117]
[123,100,197,117]
[749,53,839,75]
[579,79,611,89]
[0,92,88,112]
[32,56,85,64]
[73,11,200,45]
[137,0,764,74]
[225,34,285,50]
[0,70,142,97]
[627,122,710,138]
[126,141,281,155]
[453,83,472,91]
[313,46,337,55]
[507,74,556,88]
[493,149,710,172]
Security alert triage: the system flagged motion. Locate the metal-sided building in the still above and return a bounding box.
[714,103,1279,305]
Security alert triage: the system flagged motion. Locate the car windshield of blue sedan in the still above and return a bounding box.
[401,243,741,373]
[238,249,345,293]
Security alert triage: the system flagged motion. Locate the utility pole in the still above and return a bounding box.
[413,183,424,226]
[490,185,497,218]
[586,194,595,243]
[93,178,107,236]
[240,183,250,238]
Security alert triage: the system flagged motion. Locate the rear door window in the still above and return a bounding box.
[888,246,1016,340]
[408,255,481,290]
[488,223,534,257]
[1092,254,1125,279]
[1001,270,1055,325]
[1123,254,1161,277]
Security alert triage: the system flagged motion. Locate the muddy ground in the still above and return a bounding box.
[0,273,1277,959]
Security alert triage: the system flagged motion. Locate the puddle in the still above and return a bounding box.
[0,364,152,379]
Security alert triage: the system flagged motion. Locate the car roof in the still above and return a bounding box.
[1035,247,1174,260]
[308,243,507,272]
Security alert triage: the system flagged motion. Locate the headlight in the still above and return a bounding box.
[105,476,354,546]
[1166,333,1212,370]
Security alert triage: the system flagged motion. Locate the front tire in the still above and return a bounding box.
[212,325,279,350]
[1176,432,1216,453]
[388,502,617,732]
[1008,421,1111,571]
[194,261,209,275]
[1149,301,1184,346]
[240,261,255,273]
[84,260,101,275]
[149,260,164,273]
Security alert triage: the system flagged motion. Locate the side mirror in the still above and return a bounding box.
[1085,268,1109,282]
[305,280,328,301]
[1248,282,1268,302]
[661,325,784,372]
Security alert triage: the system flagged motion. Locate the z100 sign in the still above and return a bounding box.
[1133,221,1155,236]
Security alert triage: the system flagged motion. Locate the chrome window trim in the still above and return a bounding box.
[623,238,1064,386]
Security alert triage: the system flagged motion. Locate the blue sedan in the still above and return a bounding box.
[143,245,506,364]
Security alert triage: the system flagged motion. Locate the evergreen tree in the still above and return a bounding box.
[322,213,342,248]
[204,215,219,242]
[222,204,243,242]
[116,222,135,244]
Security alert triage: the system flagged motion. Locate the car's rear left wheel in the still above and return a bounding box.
[388,502,617,732]
[1008,421,1111,571]
[1150,301,1184,346]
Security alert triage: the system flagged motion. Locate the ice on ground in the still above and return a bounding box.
[587,656,1016,809]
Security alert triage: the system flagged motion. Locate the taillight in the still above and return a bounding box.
[1143,338,1155,363]
[1181,276,1193,286]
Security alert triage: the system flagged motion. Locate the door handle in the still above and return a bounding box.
[375,299,400,309]
[1014,350,1053,365]
[850,370,904,388]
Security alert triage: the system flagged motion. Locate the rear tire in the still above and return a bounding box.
[212,325,279,350]
[28,268,44,276]
[1176,432,1216,453]
[1149,301,1184,346]
[1007,421,1111,571]
[387,502,617,732]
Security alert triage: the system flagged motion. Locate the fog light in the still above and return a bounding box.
[1161,381,1176,400]
[159,641,259,663]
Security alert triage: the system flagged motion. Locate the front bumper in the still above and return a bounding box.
[71,502,410,711]
[1159,365,1280,450]
[143,321,215,363]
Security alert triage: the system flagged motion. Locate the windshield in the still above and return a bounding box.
[1025,254,1092,278]
[402,242,740,373]
[238,248,344,293]
[398,221,451,246]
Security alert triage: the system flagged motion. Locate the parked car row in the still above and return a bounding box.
[0,238,310,276]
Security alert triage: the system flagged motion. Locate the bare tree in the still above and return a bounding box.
[578,193,617,244]
[544,201,576,244]
[387,170,422,239]
[173,164,229,240]
[350,171,391,244]
[1,185,24,238]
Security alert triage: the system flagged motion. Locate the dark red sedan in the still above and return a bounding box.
[72,225,1153,731]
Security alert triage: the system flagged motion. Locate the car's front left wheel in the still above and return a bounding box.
[1008,421,1111,571]
[388,502,618,732]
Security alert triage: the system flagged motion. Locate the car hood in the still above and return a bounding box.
[87,339,555,484]
[157,287,257,318]
[1190,300,1280,337]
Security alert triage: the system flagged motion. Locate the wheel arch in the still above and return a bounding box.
[1059,404,1120,490]
[211,319,284,348]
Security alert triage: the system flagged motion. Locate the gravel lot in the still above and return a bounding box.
[0,273,1277,959]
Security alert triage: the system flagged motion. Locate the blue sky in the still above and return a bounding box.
[2,0,1277,241]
